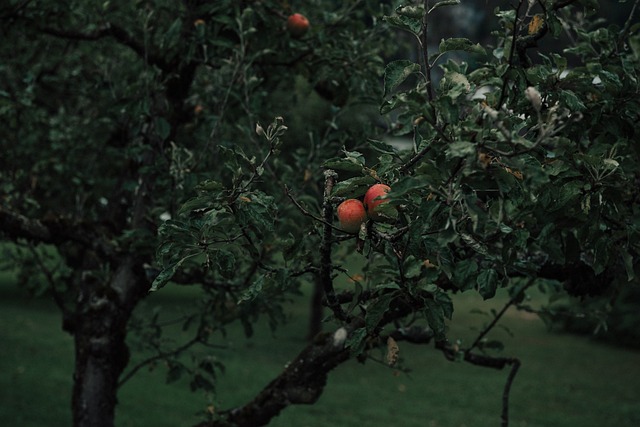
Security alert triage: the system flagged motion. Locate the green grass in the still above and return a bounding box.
[1,271,639,427]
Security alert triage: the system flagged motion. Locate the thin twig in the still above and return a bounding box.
[117,335,226,388]
[618,0,640,51]
[319,170,348,321]
[284,186,345,233]
[497,0,524,108]
[467,279,535,352]
[399,121,451,174]
[421,0,434,101]
[399,143,432,174]
[25,244,70,316]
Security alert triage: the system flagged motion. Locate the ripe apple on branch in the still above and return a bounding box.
[287,13,310,38]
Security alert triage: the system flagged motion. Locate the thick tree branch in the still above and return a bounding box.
[0,204,117,260]
[38,23,171,72]
[0,205,52,242]
[437,341,522,427]
[199,323,360,427]
[501,359,521,427]
[0,0,33,19]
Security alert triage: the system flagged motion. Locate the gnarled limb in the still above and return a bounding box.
[37,23,171,72]
[199,323,360,427]
[0,204,117,260]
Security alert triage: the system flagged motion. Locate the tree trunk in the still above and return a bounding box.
[71,258,147,427]
[72,319,128,427]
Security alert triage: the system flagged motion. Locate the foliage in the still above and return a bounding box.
[1,0,639,426]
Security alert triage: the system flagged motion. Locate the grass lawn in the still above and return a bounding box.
[1,270,639,427]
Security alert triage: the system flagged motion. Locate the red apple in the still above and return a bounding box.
[287,13,310,38]
[337,199,367,233]
[364,183,391,221]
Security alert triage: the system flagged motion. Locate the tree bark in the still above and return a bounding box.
[72,323,127,427]
[71,257,148,427]
[199,324,356,427]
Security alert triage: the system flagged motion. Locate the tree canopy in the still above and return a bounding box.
[1,1,639,426]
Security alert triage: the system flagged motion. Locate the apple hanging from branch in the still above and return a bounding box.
[364,183,392,221]
[337,199,367,233]
[287,13,310,38]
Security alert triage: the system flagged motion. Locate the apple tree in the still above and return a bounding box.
[1,0,639,427]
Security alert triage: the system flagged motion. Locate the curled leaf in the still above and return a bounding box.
[386,336,400,366]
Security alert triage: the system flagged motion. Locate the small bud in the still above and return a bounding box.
[413,115,425,126]
[481,102,499,120]
[255,123,265,136]
[525,86,542,111]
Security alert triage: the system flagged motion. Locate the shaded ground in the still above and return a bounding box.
[1,273,639,427]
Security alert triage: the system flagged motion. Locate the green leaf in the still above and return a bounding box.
[367,138,399,156]
[429,0,461,14]
[402,255,423,279]
[423,298,446,338]
[365,293,395,332]
[630,34,640,60]
[162,18,182,49]
[621,249,635,281]
[453,259,478,290]
[383,60,421,97]
[331,176,377,198]
[396,5,425,19]
[380,90,426,114]
[559,90,586,111]
[196,180,224,192]
[476,269,499,299]
[435,291,454,320]
[155,117,171,140]
[345,327,369,356]
[446,141,476,158]
[440,70,471,99]
[323,157,365,172]
[151,253,198,291]
[216,250,236,279]
[383,15,422,35]
[238,274,265,303]
[439,38,486,55]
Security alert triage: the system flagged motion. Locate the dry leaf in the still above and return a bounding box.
[347,274,365,283]
[386,336,400,366]
[423,259,437,269]
[528,14,544,35]
[478,152,493,168]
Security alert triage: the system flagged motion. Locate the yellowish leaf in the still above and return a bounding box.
[386,336,400,366]
[528,15,544,35]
